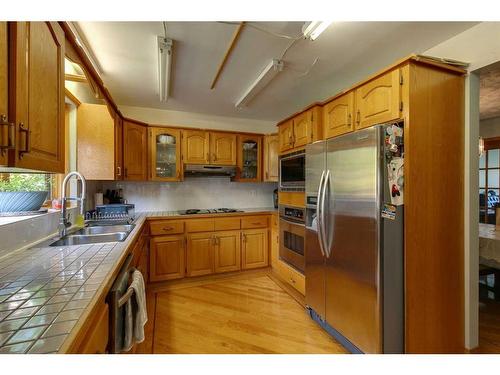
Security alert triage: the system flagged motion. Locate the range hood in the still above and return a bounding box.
[184,164,237,177]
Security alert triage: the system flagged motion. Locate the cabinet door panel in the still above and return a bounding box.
[150,127,182,181]
[279,120,293,153]
[115,116,123,180]
[236,135,261,181]
[0,22,8,166]
[183,129,209,164]
[214,230,240,273]
[150,235,185,282]
[323,92,354,139]
[186,233,214,277]
[293,110,313,148]
[123,121,148,180]
[355,69,401,130]
[14,22,65,173]
[263,134,278,181]
[210,132,236,165]
[242,228,268,270]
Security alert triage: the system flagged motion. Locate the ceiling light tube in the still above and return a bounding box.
[158,36,173,102]
[235,59,284,108]
[302,21,332,41]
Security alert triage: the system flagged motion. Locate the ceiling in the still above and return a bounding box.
[76,21,477,122]
[480,62,500,120]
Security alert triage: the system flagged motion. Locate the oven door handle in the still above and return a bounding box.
[280,217,303,225]
[316,170,326,257]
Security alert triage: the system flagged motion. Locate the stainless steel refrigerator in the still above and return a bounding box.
[305,124,404,354]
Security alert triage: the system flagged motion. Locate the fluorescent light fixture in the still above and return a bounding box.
[302,21,332,41]
[235,59,284,108]
[157,36,173,102]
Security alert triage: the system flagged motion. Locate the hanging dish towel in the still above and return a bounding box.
[123,270,148,352]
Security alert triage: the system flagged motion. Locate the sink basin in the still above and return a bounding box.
[49,232,129,247]
[73,224,135,235]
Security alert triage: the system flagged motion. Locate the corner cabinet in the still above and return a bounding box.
[11,22,66,173]
[149,127,182,181]
[323,92,355,139]
[0,22,8,166]
[263,134,279,182]
[354,69,401,130]
[209,132,236,165]
[236,134,261,182]
[149,235,185,282]
[123,120,148,180]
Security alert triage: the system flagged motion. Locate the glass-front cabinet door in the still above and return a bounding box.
[236,135,262,182]
[150,127,182,181]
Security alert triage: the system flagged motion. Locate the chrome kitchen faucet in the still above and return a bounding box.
[59,171,87,237]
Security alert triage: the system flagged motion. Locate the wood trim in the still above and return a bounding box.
[210,22,245,90]
[64,88,81,107]
[65,73,87,83]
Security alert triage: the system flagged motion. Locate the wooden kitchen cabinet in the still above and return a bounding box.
[355,69,401,130]
[236,134,261,182]
[292,109,313,148]
[186,232,214,277]
[11,22,65,173]
[210,131,236,165]
[150,235,185,282]
[114,115,123,180]
[213,230,241,273]
[270,214,279,269]
[182,129,209,164]
[278,119,294,153]
[77,302,109,354]
[241,228,268,270]
[263,134,278,182]
[77,103,116,180]
[150,127,182,181]
[323,91,355,139]
[123,120,148,180]
[0,22,9,166]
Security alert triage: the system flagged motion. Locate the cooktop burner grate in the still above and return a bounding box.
[180,208,243,215]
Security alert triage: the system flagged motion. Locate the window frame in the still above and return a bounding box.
[480,137,500,223]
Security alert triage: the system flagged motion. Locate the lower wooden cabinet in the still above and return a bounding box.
[186,232,214,277]
[242,228,268,270]
[150,235,185,282]
[77,302,109,354]
[214,230,240,273]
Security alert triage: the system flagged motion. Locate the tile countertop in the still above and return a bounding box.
[0,208,277,354]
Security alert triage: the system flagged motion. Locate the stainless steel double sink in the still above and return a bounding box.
[49,223,135,247]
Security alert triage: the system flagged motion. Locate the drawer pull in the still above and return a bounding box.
[290,278,296,284]
[162,226,174,231]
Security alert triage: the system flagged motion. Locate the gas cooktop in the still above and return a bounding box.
[178,208,244,215]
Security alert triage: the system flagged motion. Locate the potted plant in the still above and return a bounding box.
[0,174,49,212]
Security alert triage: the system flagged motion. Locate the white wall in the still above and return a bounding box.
[424,21,500,350]
[119,105,277,134]
[480,116,500,138]
[96,179,277,212]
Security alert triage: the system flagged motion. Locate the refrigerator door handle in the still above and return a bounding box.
[316,170,326,257]
[321,169,331,258]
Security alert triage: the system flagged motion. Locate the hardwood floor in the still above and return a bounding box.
[475,299,500,353]
[151,274,347,354]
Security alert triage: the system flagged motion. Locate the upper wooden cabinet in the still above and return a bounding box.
[114,116,123,180]
[150,235,185,282]
[182,129,209,164]
[355,69,401,130]
[236,134,261,182]
[77,103,116,180]
[278,106,322,154]
[11,22,65,173]
[0,22,9,166]
[150,127,182,181]
[210,132,236,165]
[123,120,148,180]
[323,92,355,139]
[263,134,278,182]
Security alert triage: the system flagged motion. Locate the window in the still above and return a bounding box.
[479,138,500,224]
[0,173,57,205]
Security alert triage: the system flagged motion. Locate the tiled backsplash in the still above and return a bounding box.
[91,178,277,212]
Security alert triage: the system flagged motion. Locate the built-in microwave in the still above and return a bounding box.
[279,151,305,191]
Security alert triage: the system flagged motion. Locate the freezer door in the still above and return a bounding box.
[305,141,327,319]
[325,127,381,353]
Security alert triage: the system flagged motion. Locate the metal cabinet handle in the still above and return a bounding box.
[18,122,30,158]
[290,278,296,284]
[212,153,217,161]
[356,110,360,125]
[242,233,247,242]
[206,152,210,162]
[117,166,121,177]
[163,226,174,231]
[348,113,352,127]
[0,114,15,151]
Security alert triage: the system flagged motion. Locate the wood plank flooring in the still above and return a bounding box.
[475,299,500,353]
[151,274,347,354]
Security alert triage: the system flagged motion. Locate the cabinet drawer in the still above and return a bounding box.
[186,219,215,233]
[241,216,268,229]
[214,217,240,231]
[150,220,184,236]
[278,260,305,295]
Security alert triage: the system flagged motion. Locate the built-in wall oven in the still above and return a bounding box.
[279,151,305,191]
[279,205,305,273]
